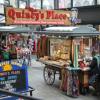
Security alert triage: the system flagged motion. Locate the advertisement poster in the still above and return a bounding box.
[0,60,28,92]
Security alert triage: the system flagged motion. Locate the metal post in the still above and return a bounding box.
[41,0,43,9]
[54,0,59,10]
[71,0,73,8]
[94,0,97,5]
[0,88,41,100]
[30,90,33,96]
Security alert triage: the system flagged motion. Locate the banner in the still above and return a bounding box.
[5,7,71,25]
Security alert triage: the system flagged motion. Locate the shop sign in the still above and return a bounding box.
[0,61,28,92]
[5,7,71,25]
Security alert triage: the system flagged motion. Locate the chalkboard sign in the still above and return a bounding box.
[0,61,28,92]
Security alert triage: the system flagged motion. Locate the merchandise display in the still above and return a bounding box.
[37,26,100,97]
[67,69,79,97]
[0,26,34,99]
[0,33,33,66]
[50,38,71,60]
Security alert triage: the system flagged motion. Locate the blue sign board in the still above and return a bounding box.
[0,60,28,99]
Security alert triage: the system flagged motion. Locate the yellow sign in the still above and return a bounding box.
[3,64,12,71]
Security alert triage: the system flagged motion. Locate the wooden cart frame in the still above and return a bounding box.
[37,26,100,87]
[41,61,63,85]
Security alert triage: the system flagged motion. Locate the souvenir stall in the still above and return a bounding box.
[0,26,33,65]
[36,26,100,97]
[0,26,34,99]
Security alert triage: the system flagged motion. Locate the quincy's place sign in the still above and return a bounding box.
[5,7,71,25]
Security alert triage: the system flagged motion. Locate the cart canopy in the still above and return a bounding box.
[35,26,100,37]
[0,26,33,33]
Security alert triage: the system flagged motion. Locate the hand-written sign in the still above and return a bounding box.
[5,7,71,25]
[0,69,27,92]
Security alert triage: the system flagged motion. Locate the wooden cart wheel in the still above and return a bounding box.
[43,66,55,85]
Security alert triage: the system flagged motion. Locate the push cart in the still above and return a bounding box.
[36,26,100,96]
[40,60,64,85]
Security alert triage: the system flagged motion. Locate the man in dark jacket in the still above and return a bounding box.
[90,55,100,75]
[89,54,100,96]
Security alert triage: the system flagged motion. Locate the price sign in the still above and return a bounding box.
[0,62,28,92]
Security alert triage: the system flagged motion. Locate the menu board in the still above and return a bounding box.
[0,70,27,92]
[0,61,28,92]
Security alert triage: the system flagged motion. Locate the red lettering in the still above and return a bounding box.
[46,11,53,19]
[63,14,67,19]
[59,14,63,20]
[46,11,67,20]
[22,10,25,18]
[41,13,44,19]
[31,13,35,19]
[52,11,55,19]
[31,12,39,20]
[8,8,15,20]
[7,7,69,25]
[25,12,30,19]
[35,13,39,21]
[54,14,59,19]
[16,12,21,18]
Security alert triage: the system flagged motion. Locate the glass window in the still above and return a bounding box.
[0,0,10,14]
[97,0,100,4]
[0,0,10,5]
[0,5,4,14]
[59,0,71,8]
[0,0,4,4]
[19,0,27,8]
[0,0,4,14]
[30,0,41,9]
[43,0,54,9]
[73,0,94,7]
[4,0,10,5]
[10,0,17,8]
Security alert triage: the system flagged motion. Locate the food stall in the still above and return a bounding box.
[0,26,34,99]
[36,25,100,97]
